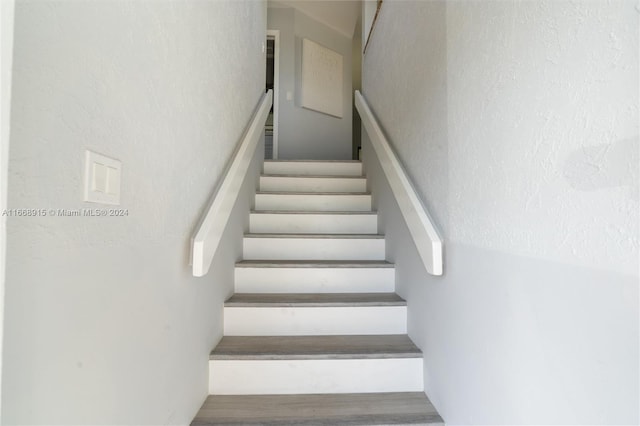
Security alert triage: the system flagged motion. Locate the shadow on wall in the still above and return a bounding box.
[564,137,639,201]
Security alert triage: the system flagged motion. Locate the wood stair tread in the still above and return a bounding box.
[257,191,371,195]
[225,293,405,307]
[262,174,366,178]
[244,233,384,239]
[236,260,395,268]
[251,210,377,215]
[191,392,443,425]
[210,335,422,360]
[264,159,362,163]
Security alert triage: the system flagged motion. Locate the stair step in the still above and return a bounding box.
[225,292,405,307]
[264,159,363,176]
[243,233,386,261]
[210,335,421,360]
[234,260,395,293]
[209,335,423,394]
[191,392,444,425]
[224,293,407,336]
[249,211,378,234]
[197,159,446,422]
[255,192,372,212]
[236,260,395,268]
[260,175,367,192]
[257,191,369,195]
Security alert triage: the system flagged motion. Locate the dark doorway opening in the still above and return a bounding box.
[265,37,275,159]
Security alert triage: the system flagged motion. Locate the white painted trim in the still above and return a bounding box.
[235,266,395,293]
[263,161,363,176]
[355,91,443,276]
[243,235,385,261]
[255,192,372,212]
[249,212,378,234]
[224,306,407,336]
[0,0,16,418]
[267,30,279,159]
[209,358,423,394]
[259,176,367,192]
[192,90,273,277]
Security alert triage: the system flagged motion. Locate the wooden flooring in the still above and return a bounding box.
[210,335,422,360]
[191,392,444,425]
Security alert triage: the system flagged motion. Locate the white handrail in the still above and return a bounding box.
[192,90,273,277]
[355,90,443,276]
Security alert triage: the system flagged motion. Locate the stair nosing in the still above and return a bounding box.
[264,159,362,163]
[244,233,385,239]
[261,174,366,179]
[210,335,422,361]
[250,210,377,215]
[225,293,406,307]
[256,191,371,195]
[210,353,421,360]
[235,260,395,268]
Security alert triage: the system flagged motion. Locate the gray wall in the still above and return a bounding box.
[0,0,15,419]
[362,0,638,424]
[3,1,265,423]
[268,7,352,160]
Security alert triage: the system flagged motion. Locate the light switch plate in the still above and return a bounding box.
[84,150,121,205]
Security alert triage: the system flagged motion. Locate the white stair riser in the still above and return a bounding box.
[264,162,363,176]
[250,213,377,234]
[209,358,423,395]
[255,194,372,212]
[234,267,395,293]
[260,176,367,193]
[224,307,407,336]
[243,238,385,261]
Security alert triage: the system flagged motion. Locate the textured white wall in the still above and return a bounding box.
[364,0,638,276]
[362,0,638,424]
[268,7,352,160]
[446,0,638,275]
[3,1,265,424]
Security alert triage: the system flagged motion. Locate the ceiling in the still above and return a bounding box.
[269,0,361,39]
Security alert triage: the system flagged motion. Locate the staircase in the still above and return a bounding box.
[192,160,443,425]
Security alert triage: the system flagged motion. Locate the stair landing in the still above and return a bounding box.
[191,392,444,425]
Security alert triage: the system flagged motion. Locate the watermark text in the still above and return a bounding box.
[2,208,129,217]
